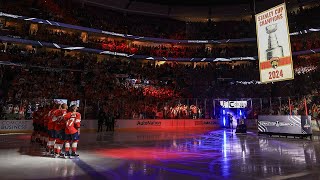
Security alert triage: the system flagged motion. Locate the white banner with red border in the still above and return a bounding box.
[255,3,294,83]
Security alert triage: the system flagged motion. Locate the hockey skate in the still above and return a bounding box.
[45,149,52,156]
[53,153,60,158]
[70,152,79,159]
[64,152,71,159]
[59,153,66,158]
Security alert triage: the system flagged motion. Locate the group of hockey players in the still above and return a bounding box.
[31,103,81,158]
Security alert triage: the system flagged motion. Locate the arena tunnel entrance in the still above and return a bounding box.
[213,99,252,128]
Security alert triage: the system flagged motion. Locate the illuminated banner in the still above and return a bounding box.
[258,115,312,135]
[255,3,294,83]
[219,101,247,108]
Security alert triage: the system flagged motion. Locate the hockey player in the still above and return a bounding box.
[64,105,81,158]
[43,107,48,150]
[47,104,60,155]
[31,109,39,143]
[53,103,68,158]
[32,107,44,143]
[38,107,46,146]
[41,106,50,146]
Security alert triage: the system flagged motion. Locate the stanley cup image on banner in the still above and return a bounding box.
[255,3,294,83]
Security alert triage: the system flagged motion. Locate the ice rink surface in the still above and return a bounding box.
[1,129,320,180]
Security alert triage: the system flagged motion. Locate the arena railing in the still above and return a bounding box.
[1,97,319,121]
[1,35,320,62]
[1,11,319,44]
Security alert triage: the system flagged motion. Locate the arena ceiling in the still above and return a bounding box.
[134,0,257,6]
[77,0,301,21]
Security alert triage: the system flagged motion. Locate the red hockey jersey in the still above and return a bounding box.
[47,109,56,130]
[64,112,81,135]
[32,111,40,125]
[53,109,67,131]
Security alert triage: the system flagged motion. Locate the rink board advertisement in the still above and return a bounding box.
[258,115,312,135]
[255,3,294,83]
[115,119,220,130]
[0,120,98,133]
[0,119,219,133]
[0,120,33,132]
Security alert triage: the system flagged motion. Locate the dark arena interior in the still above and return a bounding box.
[1,0,320,179]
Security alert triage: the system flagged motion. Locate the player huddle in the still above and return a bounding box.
[31,103,81,158]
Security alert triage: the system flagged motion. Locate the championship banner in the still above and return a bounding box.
[255,3,294,83]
